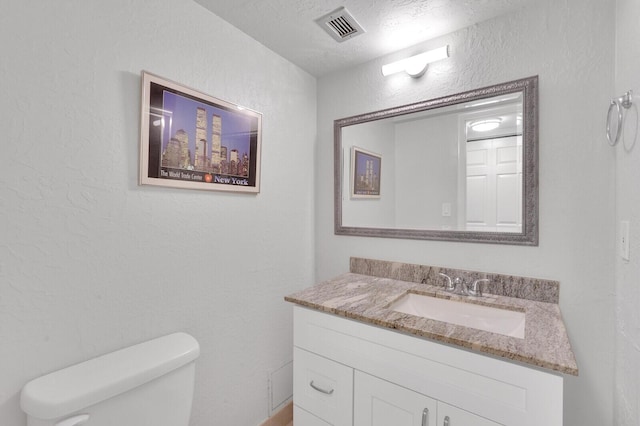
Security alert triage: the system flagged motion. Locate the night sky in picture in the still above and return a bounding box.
[356,151,381,175]
[161,91,254,163]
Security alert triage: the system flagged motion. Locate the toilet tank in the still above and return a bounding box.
[21,333,200,426]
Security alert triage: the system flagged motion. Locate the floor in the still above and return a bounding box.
[259,401,293,426]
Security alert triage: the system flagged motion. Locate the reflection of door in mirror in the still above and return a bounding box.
[465,137,522,232]
[458,106,523,233]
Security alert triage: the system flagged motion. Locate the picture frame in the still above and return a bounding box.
[351,146,381,198]
[139,71,262,193]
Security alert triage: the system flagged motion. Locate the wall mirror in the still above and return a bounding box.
[334,76,538,245]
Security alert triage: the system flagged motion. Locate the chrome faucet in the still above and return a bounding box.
[438,272,456,292]
[438,273,489,297]
[465,278,489,297]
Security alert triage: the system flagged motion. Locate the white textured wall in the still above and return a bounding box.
[614,0,640,423]
[316,1,615,425]
[0,1,316,425]
[395,114,459,229]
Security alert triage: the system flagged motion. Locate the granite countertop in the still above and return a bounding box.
[285,272,578,376]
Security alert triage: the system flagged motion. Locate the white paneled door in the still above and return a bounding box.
[465,136,522,232]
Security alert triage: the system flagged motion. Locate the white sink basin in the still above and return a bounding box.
[389,293,525,338]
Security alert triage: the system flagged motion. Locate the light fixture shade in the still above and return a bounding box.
[470,119,502,132]
[404,55,430,78]
[382,45,449,78]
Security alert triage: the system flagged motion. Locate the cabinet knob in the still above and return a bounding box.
[421,408,429,426]
[444,415,450,426]
[309,380,334,395]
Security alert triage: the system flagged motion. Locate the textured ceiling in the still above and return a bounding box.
[193,0,532,77]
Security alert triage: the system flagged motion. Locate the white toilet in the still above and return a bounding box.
[20,332,200,426]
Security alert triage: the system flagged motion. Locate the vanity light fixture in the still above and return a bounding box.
[381,45,450,78]
[470,118,502,132]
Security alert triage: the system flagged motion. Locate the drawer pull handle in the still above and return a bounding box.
[444,415,450,426]
[55,414,90,426]
[309,380,334,395]
[421,408,429,426]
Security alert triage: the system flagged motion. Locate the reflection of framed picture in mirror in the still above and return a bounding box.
[351,147,381,198]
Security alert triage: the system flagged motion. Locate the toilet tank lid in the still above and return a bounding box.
[20,332,200,420]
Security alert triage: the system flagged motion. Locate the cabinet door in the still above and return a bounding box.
[437,401,502,426]
[354,371,437,426]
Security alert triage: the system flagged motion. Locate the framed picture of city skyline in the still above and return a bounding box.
[139,71,262,193]
[351,146,381,199]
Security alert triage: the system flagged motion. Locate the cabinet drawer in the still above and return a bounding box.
[294,347,353,426]
[294,405,332,426]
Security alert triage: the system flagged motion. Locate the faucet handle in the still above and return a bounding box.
[468,278,489,297]
[438,273,456,292]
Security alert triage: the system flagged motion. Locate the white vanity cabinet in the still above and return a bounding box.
[293,306,564,426]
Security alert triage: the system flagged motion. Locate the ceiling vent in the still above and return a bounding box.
[316,7,365,42]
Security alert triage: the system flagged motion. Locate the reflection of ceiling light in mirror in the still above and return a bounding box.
[470,119,502,132]
[382,45,449,78]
